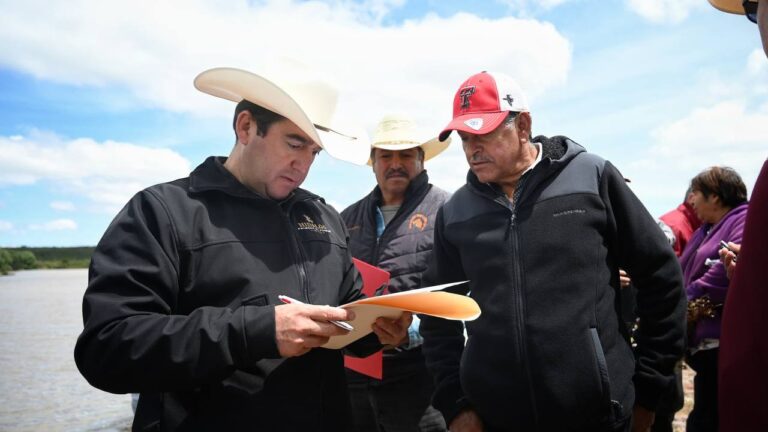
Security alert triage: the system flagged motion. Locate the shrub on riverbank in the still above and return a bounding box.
[0,247,93,274]
[0,249,37,274]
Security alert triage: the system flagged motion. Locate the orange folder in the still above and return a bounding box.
[330,259,477,354]
[344,258,390,379]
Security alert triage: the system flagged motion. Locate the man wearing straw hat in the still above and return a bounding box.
[74,67,410,431]
[341,115,450,432]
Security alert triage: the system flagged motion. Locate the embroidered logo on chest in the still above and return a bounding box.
[409,213,428,231]
[552,208,586,218]
[297,214,332,233]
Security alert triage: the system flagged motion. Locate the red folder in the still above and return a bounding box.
[344,258,389,379]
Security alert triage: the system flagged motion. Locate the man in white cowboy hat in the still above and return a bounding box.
[708,1,768,431]
[341,114,450,432]
[419,71,686,432]
[74,67,410,432]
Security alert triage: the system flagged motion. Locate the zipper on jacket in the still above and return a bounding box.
[507,204,539,426]
[283,199,311,302]
[488,188,539,426]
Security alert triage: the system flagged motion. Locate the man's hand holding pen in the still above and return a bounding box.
[274,297,412,357]
[275,303,357,357]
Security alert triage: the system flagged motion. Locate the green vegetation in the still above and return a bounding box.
[0,247,94,275]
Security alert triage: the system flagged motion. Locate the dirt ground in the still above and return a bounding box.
[673,364,695,432]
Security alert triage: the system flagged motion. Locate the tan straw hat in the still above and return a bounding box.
[194,67,362,163]
[708,0,750,14]
[368,114,450,166]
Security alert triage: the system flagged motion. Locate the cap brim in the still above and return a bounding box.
[438,112,508,141]
[708,0,746,14]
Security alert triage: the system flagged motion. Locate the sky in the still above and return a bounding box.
[0,0,765,247]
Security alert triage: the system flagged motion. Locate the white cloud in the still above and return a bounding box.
[0,220,13,231]
[345,0,407,22]
[747,49,768,98]
[50,201,75,211]
[28,219,77,231]
[628,99,767,212]
[651,100,768,158]
[575,45,768,218]
[0,0,572,130]
[626,0,704,24]
[423,138,470,194]
[0,131,191,213]
[0,0,572,217]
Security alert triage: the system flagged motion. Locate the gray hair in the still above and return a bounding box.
[503,111,532,137]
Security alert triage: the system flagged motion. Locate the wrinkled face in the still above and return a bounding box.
[242,117,321,200]
[372,148,424,199]
[458,121,525,185]
[690,189,722,224]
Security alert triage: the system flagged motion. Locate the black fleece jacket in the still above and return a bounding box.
[74,156,377,432]
[420,137,685,431]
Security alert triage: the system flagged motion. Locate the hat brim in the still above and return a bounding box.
[194,67,362,163]
[367,137,451,166]
[438,112,508,141]
[708,0,746,14]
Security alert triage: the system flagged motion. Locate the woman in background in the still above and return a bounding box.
[680,166,748,432]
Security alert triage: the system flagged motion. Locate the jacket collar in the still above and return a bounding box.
[466,135,585,199]
[188,156,319,204]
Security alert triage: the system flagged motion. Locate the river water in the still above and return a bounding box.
[0,269,133,431]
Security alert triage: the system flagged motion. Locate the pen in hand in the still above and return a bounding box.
[719,240,738,263]
[277,295,354,332]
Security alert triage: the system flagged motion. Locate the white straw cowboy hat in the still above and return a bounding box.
[367,114,451,166]
[194,67,364,163]
[708,0,753,14]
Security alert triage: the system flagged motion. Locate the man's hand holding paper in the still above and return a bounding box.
[325,281,479,349]
[373,311,413,349]
[275,303,357,357]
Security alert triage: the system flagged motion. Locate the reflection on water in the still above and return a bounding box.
[0,269,132,432]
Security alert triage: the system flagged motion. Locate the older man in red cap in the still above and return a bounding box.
[420,71,686,432]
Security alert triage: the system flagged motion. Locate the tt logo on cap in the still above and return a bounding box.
[504,94,514,106]
[459,86,476,110]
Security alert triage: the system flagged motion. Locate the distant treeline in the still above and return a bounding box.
[0,246,94,275]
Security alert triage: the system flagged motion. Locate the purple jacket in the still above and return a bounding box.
[680,203,748,346]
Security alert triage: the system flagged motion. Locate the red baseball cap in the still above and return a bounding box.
[439,71,529,141]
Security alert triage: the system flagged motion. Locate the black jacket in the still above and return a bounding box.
[74,157,374,432]
[420,137,685,431]
[341,171,449,375]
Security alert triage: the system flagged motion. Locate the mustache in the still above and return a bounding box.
[470,153,493,163]
[385,168,409,178]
